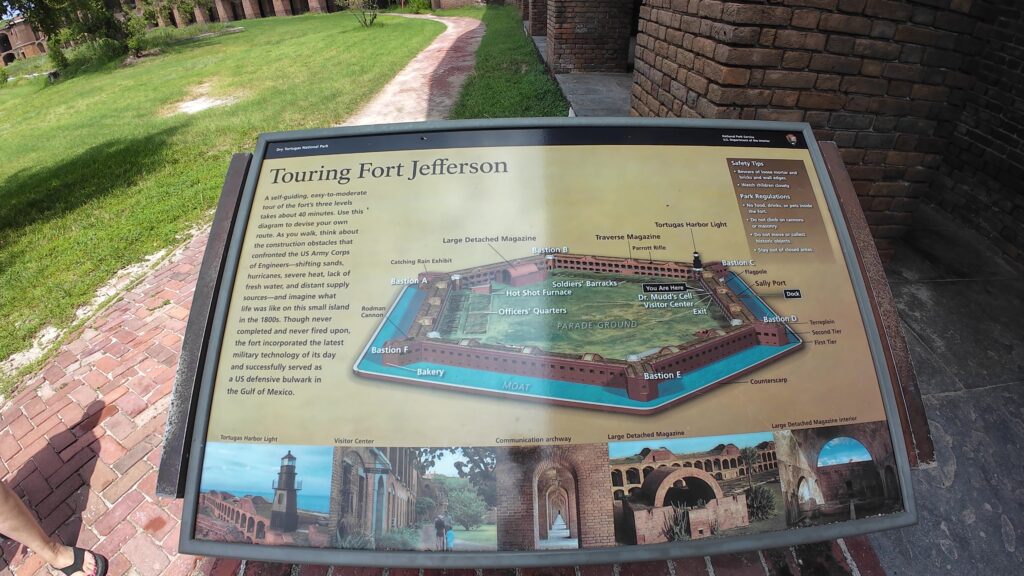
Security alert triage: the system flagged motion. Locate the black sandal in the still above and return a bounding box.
[57,547,108,576]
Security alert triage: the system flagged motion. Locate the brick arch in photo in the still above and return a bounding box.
[775,421,900,525]
[643,465,725,510]
[496,444,616,551]
[532,458,581,546]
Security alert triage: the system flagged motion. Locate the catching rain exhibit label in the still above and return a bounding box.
[180,120,916,567]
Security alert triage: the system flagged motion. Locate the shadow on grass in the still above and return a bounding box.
[0,126,182,242]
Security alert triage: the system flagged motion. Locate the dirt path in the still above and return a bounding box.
[342,14,485,125]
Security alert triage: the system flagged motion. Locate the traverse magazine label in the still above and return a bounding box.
[187,123,911,558]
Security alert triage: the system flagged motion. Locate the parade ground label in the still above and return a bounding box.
[182,121,915,566]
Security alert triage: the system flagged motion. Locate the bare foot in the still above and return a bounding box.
[51,545,98,576]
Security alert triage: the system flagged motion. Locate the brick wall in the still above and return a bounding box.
[528,0,548,36]
[548,0,635,73]
[630,0,986,259]
[930,1,1024,264]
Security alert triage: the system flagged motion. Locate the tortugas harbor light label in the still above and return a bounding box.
[181,120,916,567]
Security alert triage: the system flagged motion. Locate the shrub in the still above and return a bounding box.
[408,0,431,13]
[346,0,380,28]
[376,527,419,550]
[747,484,777,522]
[338,532,373,549]
[662,503,690,542]
[0,68,7,87]
[415,496,436,521]
[46,28,78,71]
[61,38,126,77]
[126,15,149,57]
[335,515,373,549]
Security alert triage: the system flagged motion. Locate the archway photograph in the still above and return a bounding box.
[495,444,616,551]
[608,432,785,545]
[775,421,904,528]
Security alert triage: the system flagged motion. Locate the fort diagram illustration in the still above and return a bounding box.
[354,251,803,414]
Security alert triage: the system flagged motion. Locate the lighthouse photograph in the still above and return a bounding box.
[195,443,335,547]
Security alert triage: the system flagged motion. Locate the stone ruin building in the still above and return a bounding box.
[774,422,902,526]
[1,16,47,67]
[610,442,781,544]
[610,442,779,500]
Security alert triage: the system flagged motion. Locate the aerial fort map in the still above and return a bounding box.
[354,250,802,414]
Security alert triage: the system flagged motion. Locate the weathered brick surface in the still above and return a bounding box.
[547,0,635,72]
[630,0,1015,260]
[927,1,1024,265]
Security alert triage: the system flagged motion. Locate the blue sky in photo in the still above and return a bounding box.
[608,432,774,459]
[200,443,334,498]
[817,437,872,466]
[426,448,469,477]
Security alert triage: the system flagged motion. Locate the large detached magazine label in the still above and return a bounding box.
[182,121,915,566]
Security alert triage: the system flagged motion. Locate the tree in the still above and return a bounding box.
[415,448,497,508]
[1,0,125,43]
[452,447,496,508]
[445,486,487,531]
[2,0,126,71]
[414,496,436,522]
[739,446,760,490]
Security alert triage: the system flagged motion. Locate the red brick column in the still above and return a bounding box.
[309,0,327,13]
[547,0,633,73]
[240,0,260,19]
[171,6,189,27]
[213,0,234,21]
[528,0,546,36]
[630,0,983,259]
[272,0,293,16]
[193,6,210,24]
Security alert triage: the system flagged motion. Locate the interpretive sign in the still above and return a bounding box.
[180,119,916,567]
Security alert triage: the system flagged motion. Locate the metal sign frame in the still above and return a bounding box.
[178,118,917,568]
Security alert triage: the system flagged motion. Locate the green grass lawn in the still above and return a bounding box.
[1,54,51,79]
[0,14,443,390]
[437,5,568,119]
[453,523,497,547]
